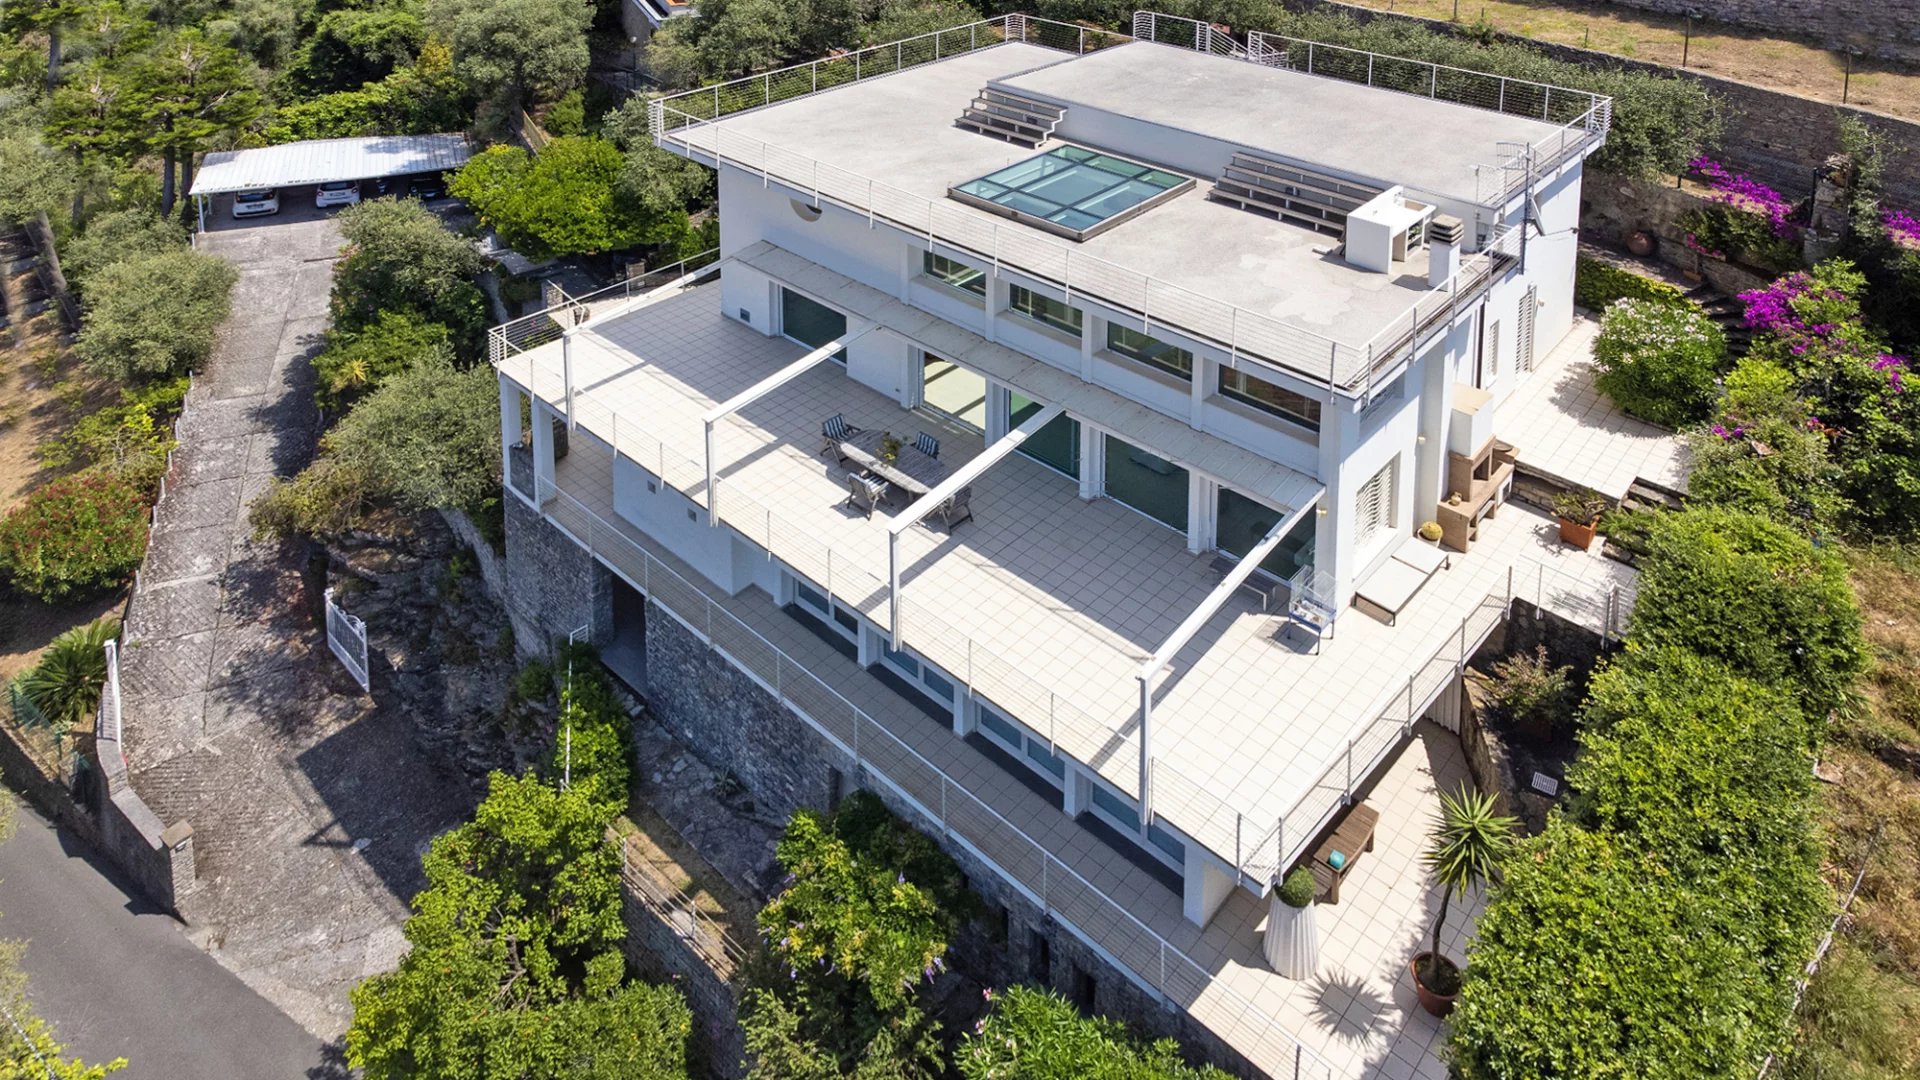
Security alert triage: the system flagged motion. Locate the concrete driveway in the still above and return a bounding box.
[0,804,335,1078]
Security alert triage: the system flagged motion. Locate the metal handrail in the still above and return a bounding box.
[527,474,1339,1080]
[487,248,721,365]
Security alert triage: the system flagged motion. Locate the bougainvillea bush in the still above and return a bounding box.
[1590,297,1727,428]
[1682,156,1803,274]
[1736,260,1920,534]
[0,473,149,603]
[1685,358,1849,535]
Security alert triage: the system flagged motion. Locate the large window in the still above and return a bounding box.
[976,701,1065,790]
[1218,367,1322,432]
[780,288,847,364]
[1007,285,1083,339]
[922,251,986,297]
[1104,434,1188,532]
[1105,324,1193,381]
[1354,459,1396,546]
[1217,488,1314,581]
[1012,392,1080,479]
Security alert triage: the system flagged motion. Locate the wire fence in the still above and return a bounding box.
[611,828,751,981]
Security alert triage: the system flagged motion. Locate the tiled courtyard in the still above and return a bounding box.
[1496,313,1690,498]
[501,280,1635,877]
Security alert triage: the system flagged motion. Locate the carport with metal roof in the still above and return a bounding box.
[187,133,473,230]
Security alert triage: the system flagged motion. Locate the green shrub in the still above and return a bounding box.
[0,473,149,603]
[75,248,238,380]
[13,617,120,736]
[830,789,979,925]
[450,136,693,260]
[1573,256,1689,312]
[38,376,187,493]
[1450,822,1799,1080]
[1685,358,1850,535]
[1591,297,1727,428]
[1275,865,1314,908]
[310,310,453,411]
[1682,201,1803,275]
[1632,508,1866,719]
[543,88,585,135]
[59,208,187,296]
[547,654,633,812]
[1485,645,1574,736]
[959,985,1230,1080]
[332,197,487,349]
[264,41,470,143]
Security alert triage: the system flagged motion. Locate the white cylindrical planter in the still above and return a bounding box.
[1264,895,1319,979]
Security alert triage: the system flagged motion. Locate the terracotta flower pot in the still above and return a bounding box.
[1557,516,1598,551]
[1411,952,1460,1018]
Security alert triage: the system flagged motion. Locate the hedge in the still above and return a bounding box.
[1630,509,1866,720]
[1573,255,1690,312]
[0,473,150,603]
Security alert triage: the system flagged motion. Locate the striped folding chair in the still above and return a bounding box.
[914,431,940,459]
[821,413,860,459]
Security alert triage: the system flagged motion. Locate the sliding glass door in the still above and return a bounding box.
[1011,392,1079,479]
[779,288,847,364]
[1103,434,1188,532]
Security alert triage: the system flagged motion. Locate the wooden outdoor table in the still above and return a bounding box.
[839,430,948,498]
[1308,801,1379,905]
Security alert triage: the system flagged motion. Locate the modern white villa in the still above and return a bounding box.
[490,14,1654,1077]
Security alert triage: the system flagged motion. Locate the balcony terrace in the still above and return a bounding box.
[495,275,1634,887]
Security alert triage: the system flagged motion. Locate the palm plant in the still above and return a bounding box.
[15,617,120,738]
[1420,786,1517,993]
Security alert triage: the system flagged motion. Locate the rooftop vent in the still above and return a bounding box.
[1207,151,1384,238]
[1429,215,1465,245]
[955,88,1064,149]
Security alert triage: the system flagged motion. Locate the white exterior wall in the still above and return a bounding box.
[612,452,746,593]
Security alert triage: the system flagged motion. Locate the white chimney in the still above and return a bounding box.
[1428,214,1464,288]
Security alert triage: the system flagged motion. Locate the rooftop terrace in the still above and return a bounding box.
[652,19,1588,393]
[496,275,1633,880]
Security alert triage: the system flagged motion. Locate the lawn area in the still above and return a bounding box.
[1335,0,1920,121]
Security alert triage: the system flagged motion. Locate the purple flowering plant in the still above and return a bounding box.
[1692,156,1801,240]
[1885,207,1920,250]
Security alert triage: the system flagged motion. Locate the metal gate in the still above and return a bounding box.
[324,587,371,693]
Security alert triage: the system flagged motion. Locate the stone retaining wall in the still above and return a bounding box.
[1601,0,1920,67]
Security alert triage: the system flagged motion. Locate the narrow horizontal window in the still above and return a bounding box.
[922,251,986,297]
[1219,367,1322,432]
[1007,285,1082,339]
[1105,324,1192,381]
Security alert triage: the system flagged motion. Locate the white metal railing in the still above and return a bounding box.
[527,474,1338,1080]
[1242,30,1611,208]
[646,25,1552,400]
[488,249,721,366]
[99,638,123,747]
[324,587,371,694]
[1131,11,1244,58]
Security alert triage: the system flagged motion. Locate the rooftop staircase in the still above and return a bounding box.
[954,88,1063,148]
[1207,151,1384,238]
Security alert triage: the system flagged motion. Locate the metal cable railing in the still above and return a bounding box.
[488,248,720,365]
[528,473,1339,1080]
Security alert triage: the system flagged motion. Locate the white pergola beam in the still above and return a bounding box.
[887,402,1064,644]
[701,325,874,526]
[1135,490,1321,824]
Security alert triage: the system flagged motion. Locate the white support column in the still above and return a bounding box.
[531,400,558,503]
[700,327,874,526]
[1062,763,1087,816]
[1077,425,1102,501]
[1185,475,1213,555]
[983,380,1011,440]
[561,330,577,432]
[1189,356,1207,429]
[888,402,1065,644]
[1182,846,1237,927]
[498,376,520,496]
[952,686,971,738]
[1080,316,1097,381]
[1137,675,1154,823]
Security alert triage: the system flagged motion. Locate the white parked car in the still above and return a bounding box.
[315,180,360,209]
[231,188,280,218]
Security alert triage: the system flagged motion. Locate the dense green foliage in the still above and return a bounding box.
[57,207,183,295]
[959,985,1229,1080]
[1835,117,1920,354]
[13,616,119,736]
[38,375,187,492]
[75,247,237,379]
[263,40,469,143]
[451,136,698,259]
[250,353,499,538]
[331,196,488,349]
[1631,508,1865,720]
[547,649,634,814]
[1590,296,1727,428]
[346,772,692,1079]
[1684,357,1849,535]
[1572,255,1689,312]
[742,791,972,1079]
[0,472,149,603]
[311,309,452,411]
[286,5,427,93]
[428,0,593,105]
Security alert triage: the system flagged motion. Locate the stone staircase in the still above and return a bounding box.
[1207,151,1384,238]
[954,87,1063,148]
[1684,282,1753,355]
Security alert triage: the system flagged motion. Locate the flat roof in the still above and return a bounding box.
[998,42,1565,203]
[189,134,473,197]
[689,45,1438,370]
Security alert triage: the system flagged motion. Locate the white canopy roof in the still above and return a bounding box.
[189,134,473,197]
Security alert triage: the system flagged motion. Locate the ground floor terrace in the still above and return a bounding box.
[494,275,1633,909]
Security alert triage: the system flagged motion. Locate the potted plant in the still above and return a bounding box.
[879,431,902,464]
[1550,488,1607,550]
[1263,865,1318,979]
[1418,520,1443,543]
[1412,787,1516,1018]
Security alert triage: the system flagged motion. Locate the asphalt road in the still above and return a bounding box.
[0,804,339,1079]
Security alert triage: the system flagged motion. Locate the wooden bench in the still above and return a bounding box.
[1307,802,1379,905]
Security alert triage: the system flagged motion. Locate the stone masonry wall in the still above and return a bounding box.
[497,494,614,658]
[1601,0,1920,67]
[1299,1,1920,208]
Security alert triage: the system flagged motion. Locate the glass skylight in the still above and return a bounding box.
[949,145,1192,241]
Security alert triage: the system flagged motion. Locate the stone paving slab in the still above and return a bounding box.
[151,474,243,533]
[172,434,252,487]
[142,523,232,583]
